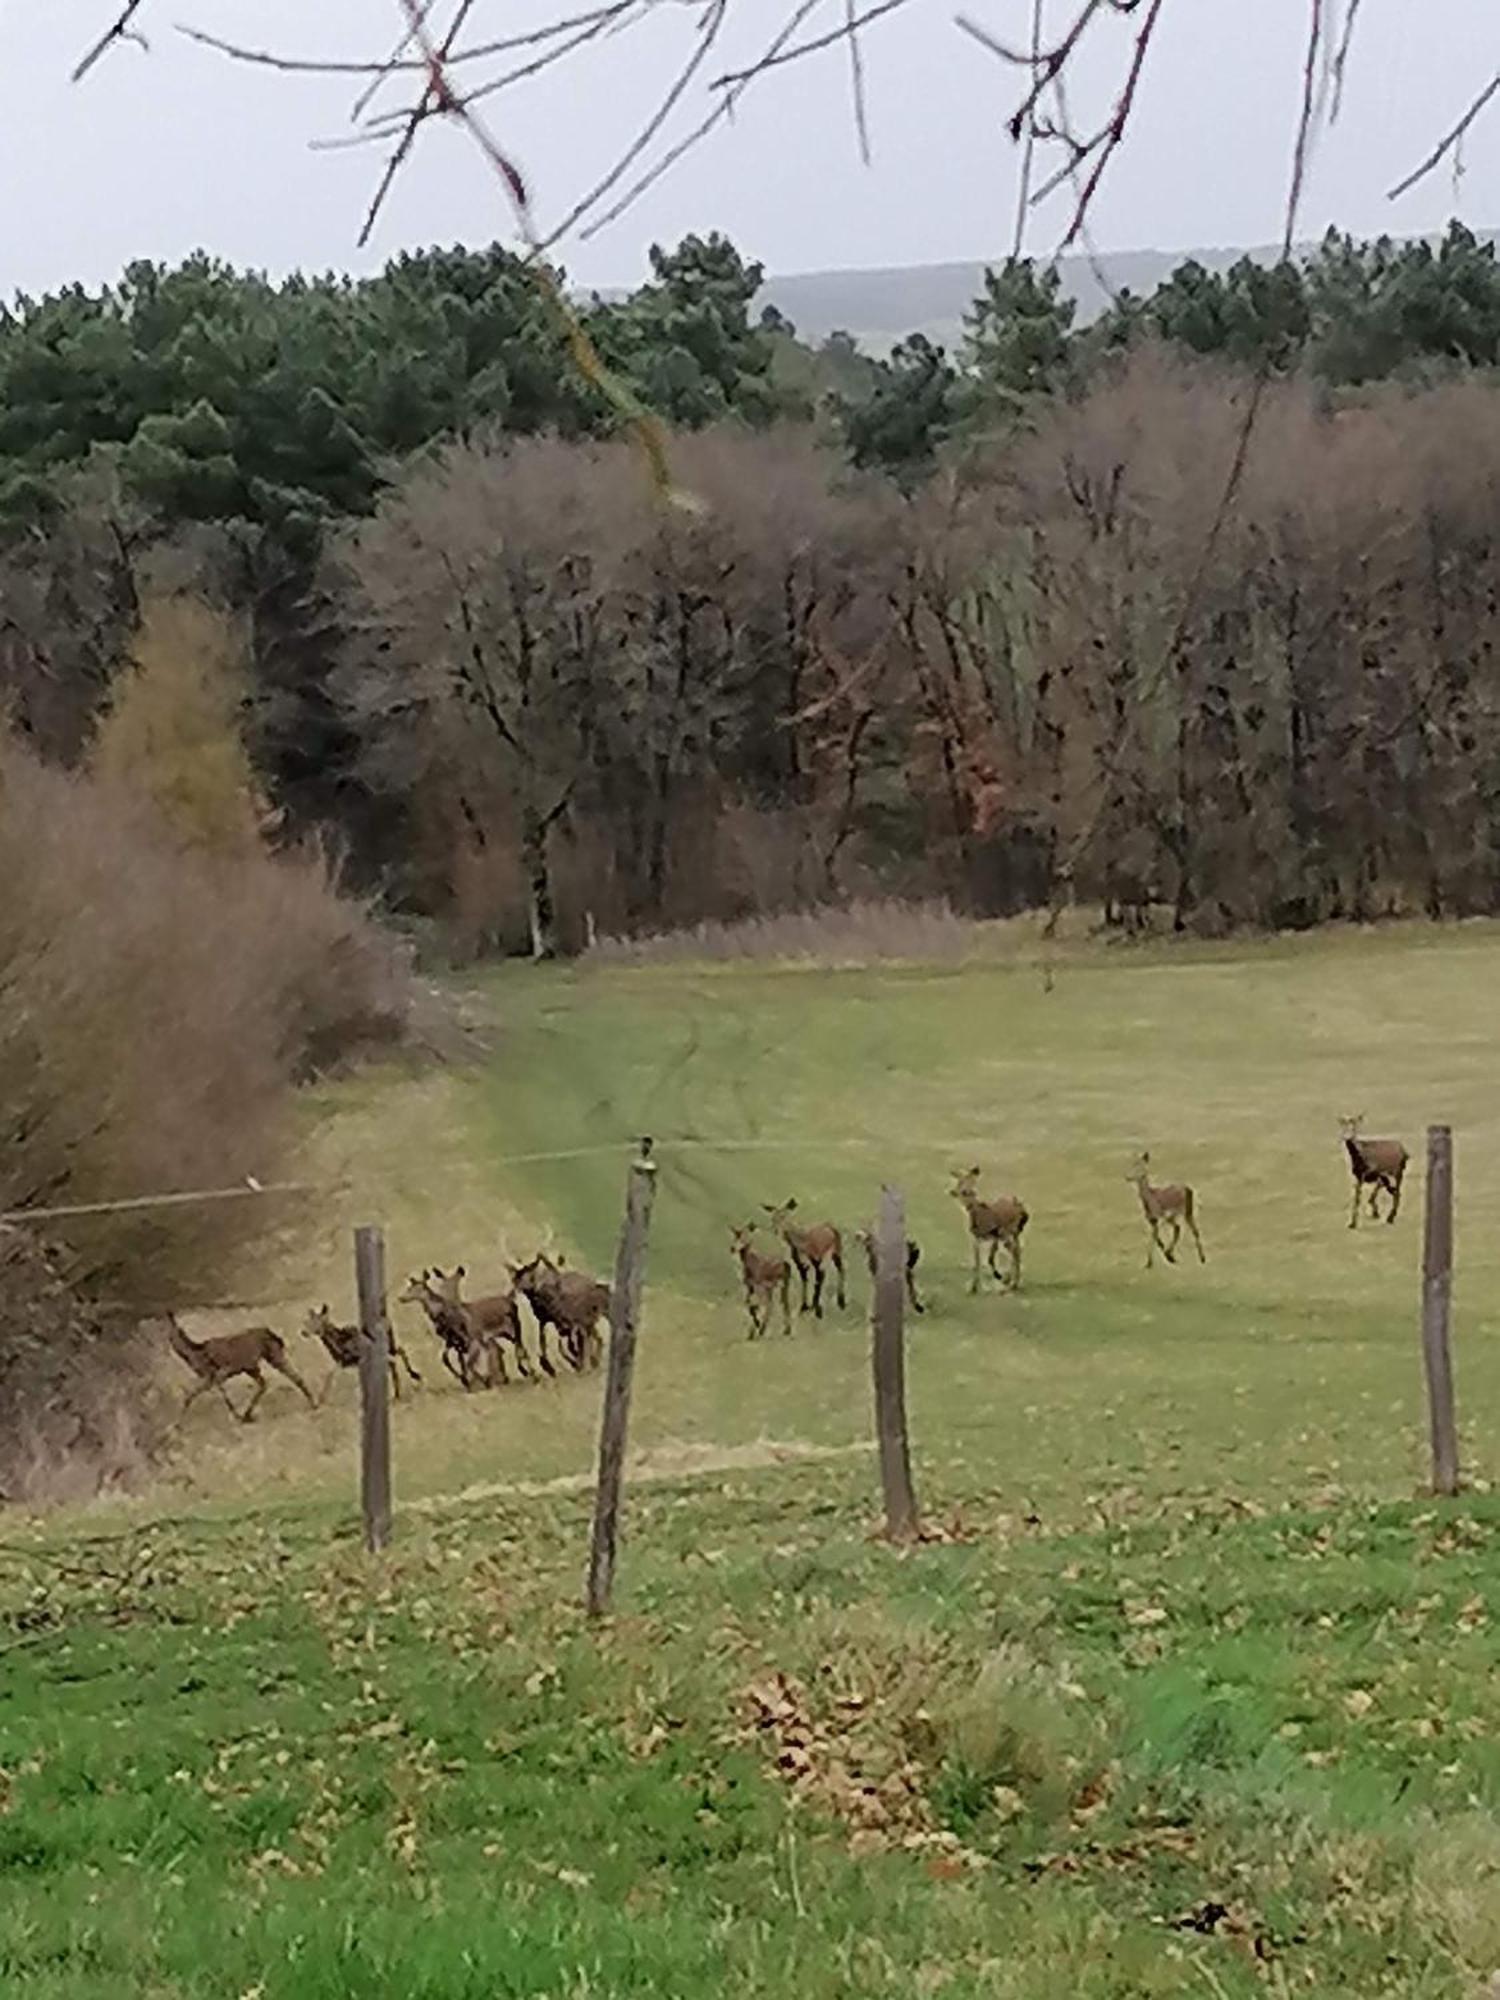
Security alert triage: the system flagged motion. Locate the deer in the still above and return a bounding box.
[163,1314,315,1423]
[950,1168,1028,1292]
[302,1303,421,1404]
[397,1271,494,1390]
[730,1224,793,1339]
[1126,1152,1207,1269]
[762,1199,846,1319]
[1339,1115,1409,1228]
[511,1253,610,1372]
[855,1228,926,1315]
[429,1265,541,1383]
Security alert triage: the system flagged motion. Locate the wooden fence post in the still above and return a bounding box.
[873,1183,920,1543]
[1421,1124,1459,1498]
[355,1224,393,1552]
[585,1139,658,1620]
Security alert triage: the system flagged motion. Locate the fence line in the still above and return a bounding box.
[0,1133,1013,1232]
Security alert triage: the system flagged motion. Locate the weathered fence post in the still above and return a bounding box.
[585,1138,658,1619]
[873,1183,920,1543]
[1420,1124,1459,1498]
[355,1223,393,1552]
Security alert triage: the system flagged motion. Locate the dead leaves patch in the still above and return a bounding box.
[739,1670,985,1870]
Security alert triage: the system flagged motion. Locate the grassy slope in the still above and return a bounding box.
[6,921,1500,1997]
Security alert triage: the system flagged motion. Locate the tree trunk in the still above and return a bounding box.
[522,802,557,960]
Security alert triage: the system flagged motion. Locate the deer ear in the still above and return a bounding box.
[785,1196,797,1210]
[455,1264,466,1279]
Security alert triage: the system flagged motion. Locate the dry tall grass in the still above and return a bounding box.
[0,736,409,1500]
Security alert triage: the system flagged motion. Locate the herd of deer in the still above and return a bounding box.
[162,1115,1409,1419]
[727,1116,1408,1338]
[159,1250,611,1426]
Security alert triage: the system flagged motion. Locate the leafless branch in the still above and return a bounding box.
[1328,0,1364,123]
[845,0,872,168]
[73,0,148,82]
[539,1,730,249]
[1010,0,1044,259]
[1388,69,1500,201]
[176,6,634,82]
[708,0,914,90]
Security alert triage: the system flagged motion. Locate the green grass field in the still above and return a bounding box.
[6,920,1500,1996]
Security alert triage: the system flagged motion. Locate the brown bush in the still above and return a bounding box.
[0,738,409,1496]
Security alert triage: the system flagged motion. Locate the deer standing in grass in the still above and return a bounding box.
[1339,1116,1408,1228]
[950,1168,1028,1291]
[398,1272,493,1390]
[511,1253,609,1371]
[164,1315,314,1423]
[1127,1153,1206,1268]
[730,1224,793,1339]
[303,1303,421,1403]
[762,1199,846,1319]
[855,1228,926,1314]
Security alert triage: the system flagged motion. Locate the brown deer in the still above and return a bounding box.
[302,1303,421,1403]
[950,1168,1028,1291]
[1339,1115,1408,1228]
[429,1265,540,1382]
[855,1228,926,1314]
[511,1253,610,1371]
[164,1314,314,1423]
[762,1199,846,1318]
[1126,1153,1206,1269]
[730,1224,793,1339]
[397,1271,492,1390]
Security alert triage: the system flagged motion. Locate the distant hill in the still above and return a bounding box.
[752,243,1287,356]
[753,234,1498,355]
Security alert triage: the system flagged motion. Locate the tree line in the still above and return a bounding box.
[6,221,1500,950]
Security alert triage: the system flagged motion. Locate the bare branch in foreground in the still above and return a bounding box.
[1388,70,1500,201]
[73,0,148,82]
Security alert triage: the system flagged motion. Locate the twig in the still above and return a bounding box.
[176,6,634,80]
[0,1181,327,1225]
[1328,0,1364,123]
[1388,71,1500,202]
[845,0,872,168]
[579,0,826,242]
[707,0,913,91]
[1011,0,1045,260]
[539,0,730,248]
[73,0,147,82]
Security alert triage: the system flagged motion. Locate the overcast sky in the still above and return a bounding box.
[3,2,1495,297]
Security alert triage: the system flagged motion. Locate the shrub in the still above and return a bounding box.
[0,737,409,1497]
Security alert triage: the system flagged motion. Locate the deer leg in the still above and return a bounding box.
[1386,1176,1402,1224]
[238,1370,269,1424]
[1348,1178,1362,1229]
[790,1252,810,1313]
[907,1264,925,1315]
[1367,1184,1382,1220]
[396,1341,422,1388]
[1009,1234,1022,1291]
[1186,1214,1207,1263]
[1144,1222,1156,1270]
[833,1249,846,1311]
[272,1356,316,1407]
[988,1237,1003,1286]
[779,1273,793,1336]
[970,1235,982,1295]
[1162,1219,1180,1265]
[809,1260,825,1320]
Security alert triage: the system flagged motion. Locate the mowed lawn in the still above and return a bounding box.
[6,920,1500,1997]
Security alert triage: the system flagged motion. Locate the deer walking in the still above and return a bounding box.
[163,1315,314,1423]
[429,1266,539,1384]
[398,1271,494,1390]
[511,1253,610,1372]
[1339,1115,1408,1228]
[762,1199,846,1319]
[855,1228,926,1314]
[303,1303,422,1403]
[1127,1153,1206,1268]
[950,1168,1028,1291]
[730,1224,793,1338]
